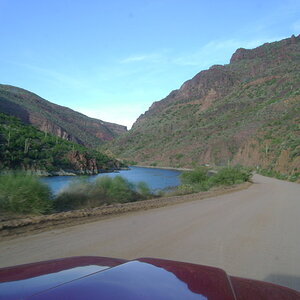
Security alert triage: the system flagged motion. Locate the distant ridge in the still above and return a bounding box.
[0,85,127,148]
[108,35,300,175]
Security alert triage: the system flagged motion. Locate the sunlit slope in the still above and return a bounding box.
[108,35,300,175]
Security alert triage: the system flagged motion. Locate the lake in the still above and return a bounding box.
[41,166,182,195]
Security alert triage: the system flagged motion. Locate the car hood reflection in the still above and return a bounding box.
[28,261,208,300]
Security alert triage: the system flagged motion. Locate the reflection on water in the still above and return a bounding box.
[41,166,181,195]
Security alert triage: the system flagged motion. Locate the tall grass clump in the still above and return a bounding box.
[53,177,92,211]
[0,172,52,214]
[136,181,152,198]
[54,176,153,211]
[177,166,252,195]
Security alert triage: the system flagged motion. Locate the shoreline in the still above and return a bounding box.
[132,165,193,171]
[0,167,128,177]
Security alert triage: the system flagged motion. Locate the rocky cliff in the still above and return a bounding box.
[0,85,127,148]
[20,150,122,176]
[108,35,300,176]
[0,113,123,175]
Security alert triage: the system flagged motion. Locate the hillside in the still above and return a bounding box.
[0,85,127,148]
[107,35,300,176]
[0,113,122,175]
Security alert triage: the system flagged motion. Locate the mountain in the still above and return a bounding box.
[0,85,127,148]
[0,112,122,175]
[107,35,300,176]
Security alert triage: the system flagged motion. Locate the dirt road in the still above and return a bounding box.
[1,174,299,291]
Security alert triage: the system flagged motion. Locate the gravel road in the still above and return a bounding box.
[0,174,299,291]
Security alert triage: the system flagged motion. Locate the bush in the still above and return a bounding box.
[180,167,208,184]
[209,166,252,186]
[136,181,152,199]
[0,172,52,214]
[176,166,252,195]
[53,178,92,211]
[53,176,153,211]
[100,176,136,203]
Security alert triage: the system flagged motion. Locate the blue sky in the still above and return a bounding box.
[0,0,299,128]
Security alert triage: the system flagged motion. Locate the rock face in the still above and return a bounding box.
[65,150,120,175]
[0,86,127,148]
[230,35,299,63]
[20,150,121,176]
[108,35,300,175]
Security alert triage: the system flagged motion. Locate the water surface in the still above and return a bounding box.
[41,166,182,195]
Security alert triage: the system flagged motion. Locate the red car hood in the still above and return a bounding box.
[0,256,299,300]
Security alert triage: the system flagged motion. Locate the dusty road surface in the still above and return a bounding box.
[1,174,300,291]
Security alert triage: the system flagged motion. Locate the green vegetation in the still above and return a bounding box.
[122,159,138,166]
[54,176,154,211]
[0,166,252,215]
[0,172,52,214]
[0,173,154,215]
[181,167,207,184]
[176,166,252,195]
[0,113,118,173]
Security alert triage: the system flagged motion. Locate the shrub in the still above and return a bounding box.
[209,166,252,186]
[53,176,153,211]
[180,167,208,184]
[104,176,136,203]
[0,172,52,214]
[136,181,152,199]
[176,166,252,195]
[53,178,92,211]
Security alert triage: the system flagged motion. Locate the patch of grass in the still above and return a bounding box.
[0,172,52,214]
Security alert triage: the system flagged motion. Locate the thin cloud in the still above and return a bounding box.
[121,55,150,63]
[120,52,163,64]
[9,61,86,89]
